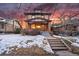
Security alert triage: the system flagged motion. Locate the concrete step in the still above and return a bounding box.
[50,44,65,47]
[48,40,61,42]
[47,37,68,50]
[48,38,60,40]
[52,46,68,50]
[49,41,62,44]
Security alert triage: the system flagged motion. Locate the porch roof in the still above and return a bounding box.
[26,18,51,24]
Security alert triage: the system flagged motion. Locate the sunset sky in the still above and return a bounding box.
[0,3,79,24]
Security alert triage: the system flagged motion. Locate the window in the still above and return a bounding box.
[1,23,5,29]
[32,15,42,18]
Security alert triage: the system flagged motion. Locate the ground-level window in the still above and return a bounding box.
[1,23,5,29]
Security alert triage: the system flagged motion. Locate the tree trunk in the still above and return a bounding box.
[21,29,26,35]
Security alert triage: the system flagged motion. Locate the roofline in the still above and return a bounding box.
[24,12,51,15]
[25,17,51,22]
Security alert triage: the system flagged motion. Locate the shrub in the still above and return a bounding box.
[15,28,21,34]
[25,29,41,35]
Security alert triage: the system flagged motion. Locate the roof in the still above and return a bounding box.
[0,17,6,23]
[24,12,51,15]
[26,18,51,24]
[51,24,64,28]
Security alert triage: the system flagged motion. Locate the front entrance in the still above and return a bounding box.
[30,23,48,31]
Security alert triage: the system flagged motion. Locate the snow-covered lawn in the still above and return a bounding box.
[0,34,54,55]
[71,36,79,47]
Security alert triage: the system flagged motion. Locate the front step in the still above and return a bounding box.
[48,39,60,40]
[52,47,68,50]
[50,44,65,47]
[48,40,61,42]
[49,41,62,44]
[48,38,68,50]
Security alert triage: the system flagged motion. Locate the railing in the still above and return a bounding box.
[52,35,72,51]
[60,38,72,51]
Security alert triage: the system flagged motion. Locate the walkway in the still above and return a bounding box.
[55,51,78,56]
[41,31,51,37]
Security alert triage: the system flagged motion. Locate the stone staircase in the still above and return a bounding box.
[48,38,68,51]
[41,31,68,51]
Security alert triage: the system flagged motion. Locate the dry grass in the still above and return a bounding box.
[71,46,79,55]
[1,46,54,56]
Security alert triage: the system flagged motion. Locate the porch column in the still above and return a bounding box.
[29,23,31,29]
[13,20,15,32]
[4,23,6,33]
[48,23,51,32]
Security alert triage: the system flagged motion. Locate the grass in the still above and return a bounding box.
[0,46,54,56]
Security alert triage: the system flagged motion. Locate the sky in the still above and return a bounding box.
[0,3,79,19]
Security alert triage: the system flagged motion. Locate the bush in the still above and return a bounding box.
[15,28,21,34]
[25,29,41,35]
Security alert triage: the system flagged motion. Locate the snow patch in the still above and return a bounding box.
[71,37,79,47]
[71,43,79,47]
[0,34,54,54]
